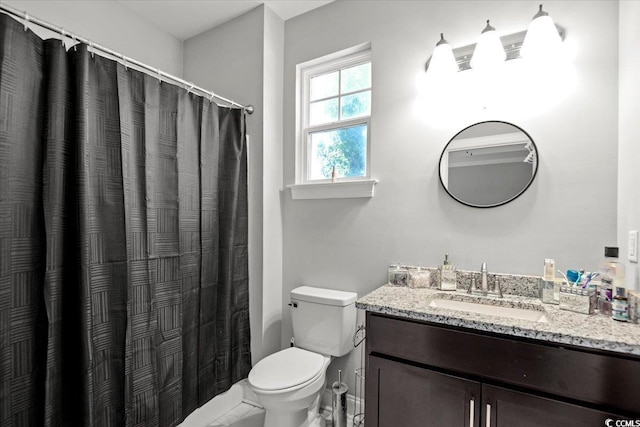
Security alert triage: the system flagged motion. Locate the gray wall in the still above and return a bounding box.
[283,0,619,391]
[261,6,285,365]
[618,1,640,291]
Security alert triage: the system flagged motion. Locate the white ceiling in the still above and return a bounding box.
[117,1,334,40]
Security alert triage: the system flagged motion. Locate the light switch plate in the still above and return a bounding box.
[629,230,638,263]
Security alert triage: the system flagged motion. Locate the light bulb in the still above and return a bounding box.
[521,4,562,62]
[470,20,506,71]
[426,33,459,78]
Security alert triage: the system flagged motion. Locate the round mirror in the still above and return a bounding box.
[439,121,538,208]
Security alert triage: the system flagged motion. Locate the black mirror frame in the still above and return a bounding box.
[438,120,539,208]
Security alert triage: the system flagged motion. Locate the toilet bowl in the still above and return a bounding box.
[247,286,358,427]
[248,347,331,427]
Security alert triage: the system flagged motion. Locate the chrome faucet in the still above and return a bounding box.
[480,262,488,292]
[469,262,502,298]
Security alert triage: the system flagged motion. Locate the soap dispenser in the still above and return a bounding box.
[439,253,457,291]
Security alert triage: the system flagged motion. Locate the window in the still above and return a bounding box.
[291,44,376,199]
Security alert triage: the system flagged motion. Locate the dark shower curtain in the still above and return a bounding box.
[0,14,251,426]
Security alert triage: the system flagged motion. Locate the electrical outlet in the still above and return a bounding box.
[629,230,639,263]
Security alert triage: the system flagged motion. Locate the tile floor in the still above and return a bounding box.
[179,379,359,427]
[208,406,357,427]
[205,402,265,427]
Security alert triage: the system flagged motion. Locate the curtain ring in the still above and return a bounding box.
[208,92,215,103]
[187,82,194,94]
[89,41,94,58]
[60,28,66,48]
[71,33,77,51]
[121,53,128,70]
[23,12,29,31]
[156,68,162,83]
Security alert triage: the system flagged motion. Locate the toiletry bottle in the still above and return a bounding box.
[544,258,555,281]
[599,247,625,315]
[542,259,557,304]
[612,295,629,322]
[439,253,457,291]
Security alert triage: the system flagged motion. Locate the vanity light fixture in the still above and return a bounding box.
[425,4,564,74]
[469,20,506,70]
[520,4,563,61]
[425,33,459,77]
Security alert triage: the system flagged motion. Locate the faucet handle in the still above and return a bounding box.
[468,276,476,294]
[494,276,503,298]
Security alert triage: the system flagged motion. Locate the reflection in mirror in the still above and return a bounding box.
[439,121,538,208]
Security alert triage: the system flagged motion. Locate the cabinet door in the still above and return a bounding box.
[482,384,621,427]
[366,355,480,427]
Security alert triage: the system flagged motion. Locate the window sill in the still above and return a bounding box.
[288,179,378,200]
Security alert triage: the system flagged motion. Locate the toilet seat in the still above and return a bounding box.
[248,347,326,392]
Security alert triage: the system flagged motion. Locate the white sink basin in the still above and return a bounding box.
[428,298,549,323]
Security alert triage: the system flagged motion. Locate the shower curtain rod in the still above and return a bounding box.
[0,3,254,114]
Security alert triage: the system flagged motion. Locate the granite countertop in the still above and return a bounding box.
[356,284,640,356]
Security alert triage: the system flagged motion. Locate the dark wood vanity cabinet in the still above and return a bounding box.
[365,312,640,427]
[481,385,618,427]
[370,355,480,427]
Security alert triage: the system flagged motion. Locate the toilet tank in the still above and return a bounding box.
[290,286,358,357]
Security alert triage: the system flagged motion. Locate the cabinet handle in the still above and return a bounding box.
[485,403,491,427]
[469,398,475,427]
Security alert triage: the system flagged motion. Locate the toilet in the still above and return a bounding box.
[248,286,358,427]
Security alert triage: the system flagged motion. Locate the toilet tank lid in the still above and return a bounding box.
[291,286,357,306]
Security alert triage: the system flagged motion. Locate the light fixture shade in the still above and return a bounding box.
[521,5,562,61]
[426,33,459,78]
[470,20,506,71]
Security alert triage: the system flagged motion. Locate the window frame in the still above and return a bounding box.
[296,45,373,185]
